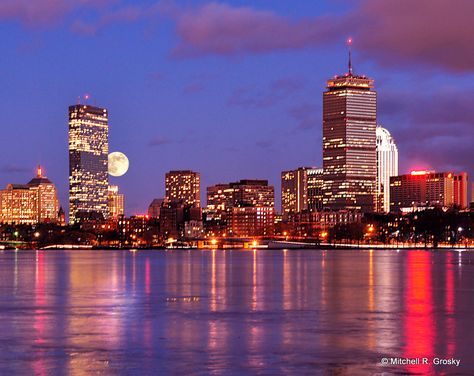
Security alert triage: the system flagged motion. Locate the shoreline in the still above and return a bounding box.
[2,245,473,252]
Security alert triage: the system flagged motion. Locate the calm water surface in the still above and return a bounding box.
[0,249,473,375]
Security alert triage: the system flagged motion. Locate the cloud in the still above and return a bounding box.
[400,134,474,174]
[70,5,143,36]
[228,77,305,109]
[183,82,205,94]
[288,103,321,130]
[379,88,474,174]
[6,1,472,74]
[148,136,172,147]
[162,1,474,73]
[353,0,474,73]
[168,2,340,58]
[0,0,114,28]
[380,88,474,143]
[0,164,31,173]
[255,140,272,149]
[148,72,164,81]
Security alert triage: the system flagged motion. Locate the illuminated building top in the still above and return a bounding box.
[327,38,374,90]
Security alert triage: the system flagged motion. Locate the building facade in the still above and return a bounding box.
[147,198,164,218]
[206,179,275,236]
[281,168,308,216]
[165,170,200,208]
[281,167,324,216]
[376,126,399,213]
[284,210,362,238]
[472,182,474,206]
[229,206,275,237]
[69,104,109,224]
[389,171,460,212]
[0,166,59,224]
[306,168,324,212]
[453,173,468,209]
[322,60,377,213]
[207,180,274,209]
[108,185,124,220]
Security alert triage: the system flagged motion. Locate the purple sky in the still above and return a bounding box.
[0,0,473,214]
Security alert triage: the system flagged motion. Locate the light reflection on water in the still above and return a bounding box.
[0,249,473,375]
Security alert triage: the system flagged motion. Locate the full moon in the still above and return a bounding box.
[108,152,129,177]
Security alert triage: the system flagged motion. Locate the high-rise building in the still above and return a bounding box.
[376,126,398,212]
[322,52,377,213]
[453,173,468,208]
[108,185,124,219]
[0,166,59,224]
[69,104,109,223]
[390,171,458,212]
[306,168,324,212]
[281,168,307,216]
[165,170,200,208]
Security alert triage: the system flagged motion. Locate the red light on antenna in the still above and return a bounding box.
[347,37,353,45]
[84,94,90,100]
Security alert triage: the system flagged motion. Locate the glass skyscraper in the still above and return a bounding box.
[68,104,109,223]
[322,59,377,213]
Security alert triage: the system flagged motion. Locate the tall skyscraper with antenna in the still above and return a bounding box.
[322,40,377,212]
[68,104,109,224]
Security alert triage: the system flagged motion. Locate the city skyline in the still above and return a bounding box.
[0,1,473,215]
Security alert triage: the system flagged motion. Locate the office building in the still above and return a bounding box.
[207,179,275,236]
[69,104,109,223]
[229,206,275,237]
[108,185,124,220]
[0,165,59,224]
[281,168,308,216]
[159,202,202,239]
[165,170,200,208]
[148,198,164,218]
[306,168,324,212]
[472,182,474,205]
[390,171,460,212]
[207,179,274,209]
[453,173,468,209]
[285,210,362,238]
[376,126,399,212]
[281,167,324,216]
[322,53,377,212]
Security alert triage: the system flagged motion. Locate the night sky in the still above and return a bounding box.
[1,0,473,215]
